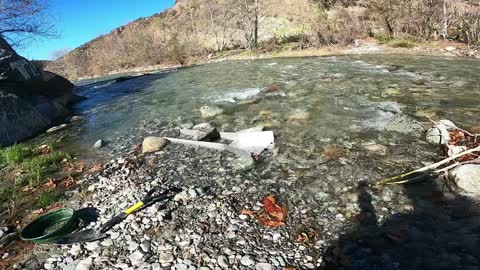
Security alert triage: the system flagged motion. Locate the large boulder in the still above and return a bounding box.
[0,37,76,146]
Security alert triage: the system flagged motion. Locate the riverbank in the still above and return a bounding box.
[72,38,477,82]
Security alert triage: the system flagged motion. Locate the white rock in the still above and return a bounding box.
[46,124,67,133]
[217,255,229,268]
[101,239,113,247]
[151,263,161,270]
[128,250,144,265]
[255,263,273,270]
[450,165,480,195]
[84,242,99,251]
[175,263,188,270]
[159,252,174,263]
[128,241,139,251]
[70,245,82,256]
[92,140,103,149]
[240,255,255,266]
[426,127,443,145]
[142,137,169,153]
[44,263,54,270]
[445,46,456,52]
[75,258,93,270]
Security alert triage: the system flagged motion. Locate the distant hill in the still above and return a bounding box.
[46,0,480,80]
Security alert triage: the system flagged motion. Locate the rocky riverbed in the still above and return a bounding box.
[8,116,480,270]
[4,55,480,269]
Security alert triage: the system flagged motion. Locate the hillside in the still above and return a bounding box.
[46,0,480,80]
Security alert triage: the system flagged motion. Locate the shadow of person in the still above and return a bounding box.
[321,179,480,270]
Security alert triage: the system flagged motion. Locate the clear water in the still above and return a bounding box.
[58,55,479,160]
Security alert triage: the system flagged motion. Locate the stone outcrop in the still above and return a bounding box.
[0,37,76,146]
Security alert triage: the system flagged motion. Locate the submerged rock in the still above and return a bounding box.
[450,165,480,195]
[142,137,169,153]
[200,105,223,118]
[426,127,443,145]
[92,139,103,149]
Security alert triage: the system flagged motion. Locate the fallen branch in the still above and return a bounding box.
[378,145,480,185]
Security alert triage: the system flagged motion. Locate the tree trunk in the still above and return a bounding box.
[443,0,448,40]
[254,0,259,49]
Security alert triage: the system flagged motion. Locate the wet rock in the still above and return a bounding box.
[142,137,169,153]
[92,140,103,149]
[232,155,255,171]
[450,165,480,195]
[180,123,220,141]
[69,116,84,122]
[445,46,456,52]
[362,143,388,155]
[200,105,224,118]
[46,124,67,133]
[75,258,93,270]
[426,127,443,145]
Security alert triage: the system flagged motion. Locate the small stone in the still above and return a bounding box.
[142,137,169,153]
[232,155,255,171]
[241,255,255,266]
[70,245,82,256]
[101,239,113,247]
[199,105,223,118]
[217,255,229,268]
[128,250,144,265]
[128,241,139,251]
[109,232,120,240]
[140,242,151,253]
[46,124,67,133]
[151,263,161,270]
[426,127,443,145]
[445,46,456,52]
[159,252,174,263]
[75,258,93,270]
[92,140,103,149]
[84,242,99,251]
[362,143,388,155]
[44,263,54,270]
[175,263,188,270]
[255,262,273,270]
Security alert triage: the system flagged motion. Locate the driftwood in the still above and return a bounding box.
[378,145,480,185]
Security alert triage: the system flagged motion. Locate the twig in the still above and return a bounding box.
[378,145,480,185]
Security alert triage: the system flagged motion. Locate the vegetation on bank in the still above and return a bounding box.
[47,0,480,79]
[0,144,71,223]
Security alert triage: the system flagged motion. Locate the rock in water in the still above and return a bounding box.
[199,105,223,118]
[450,165,480,195]
[232,155,255,171]
[46,124,67,133]
[92,139,103,149]
[142,137,169,153]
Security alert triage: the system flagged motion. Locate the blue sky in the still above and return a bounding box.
[17,0,175,60]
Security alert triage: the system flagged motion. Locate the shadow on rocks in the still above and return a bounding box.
[321,179,480,270]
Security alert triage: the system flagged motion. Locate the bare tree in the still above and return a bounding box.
[50,48,69,60]
[0,0,57,47]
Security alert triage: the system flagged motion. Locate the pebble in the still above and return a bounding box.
[128,241,139,251]
[84,242,99,251]
[128,250,144,265]
[75,258,93,270]
[241,255,255,266]
[217,255,229,268]
[101,239,113,247]
[159,252,174,263]
[92,139,103,149]
[175,263,188,270]
[151,263,161,270]
[255,263,273,270]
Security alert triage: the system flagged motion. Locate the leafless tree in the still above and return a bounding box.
[0,0,57,47]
